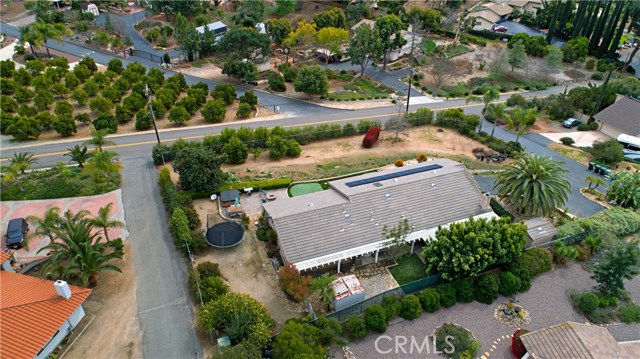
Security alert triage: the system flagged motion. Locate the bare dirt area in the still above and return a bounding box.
[59,242,142,359]
[1,0,27,22]
[222,125,504,181]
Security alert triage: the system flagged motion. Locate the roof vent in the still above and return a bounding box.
[373,182,383,187]
[54,280,72,299]
[384,194,391,200]
[339,227,345,232]
[308,202,314,207]
[431,183,436,187]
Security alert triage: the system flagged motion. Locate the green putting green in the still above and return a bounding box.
[289,183,325,197]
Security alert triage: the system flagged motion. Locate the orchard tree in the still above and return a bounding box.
[212,83,236,105]
[168,106,191,125]
[422,217,527,280]
[221,136,249,164]
[592,240,640,297]
[347,24,383,75]
[53,114,77,136]
[7,116,41,140]
[173,146,226,193]
[316,27,349,69]
[201,99,227,123]
[294,65,328,97]
[375,15,406,70]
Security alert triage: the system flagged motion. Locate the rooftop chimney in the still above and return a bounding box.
[481,193,491,209]
[54,280,72,299]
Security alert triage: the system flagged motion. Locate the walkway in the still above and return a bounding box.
[121,158,203,359]
[347,263,640,358]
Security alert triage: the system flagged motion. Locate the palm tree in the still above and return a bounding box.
[311,273,338,310]
[9,152,38,175]
[91,203,124,242]
[85,151,119,180]
[37,211,123,287]
[65,144,93,168]
[25,207,61,251]
[506,107,537,144]
[484,103,507,139]
[31,21,70,58]
[465,86,501,134]
[0,164,24,191]
[494,153,571,217]
[18,24,40,55]
[584,175,606,191]
[85,127,116,152]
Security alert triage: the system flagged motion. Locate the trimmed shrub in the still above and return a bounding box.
[416,153,428,162]
[474,274,499,304]
[514,248,552,277]
[399,294,422,320]
[435,323,480,359]
[509,268,531,292]
[236,102,253,118]
[364,304,388,333]
[362,127,381,148]
[435,283,457,308]
[598,295,619,308]
[560,137,575,146]
[196,262,221,278]
[315,317,342,346]
[394,159,404,167]
[553,241,580,265]
[418,288,441,313]
[619,304,640,323]
[499,271,521,296]
[200,276,229,303]
[382,296,400,319]
[571,291,599,314]
[268,71,286,92]
[453,278,475,302]
[343,315,367,340]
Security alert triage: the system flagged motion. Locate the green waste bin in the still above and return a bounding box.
[588,162,594,170]
[594,165,603,174]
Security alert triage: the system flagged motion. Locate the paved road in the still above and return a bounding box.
[327,61,424,96]
[121,157,202,359]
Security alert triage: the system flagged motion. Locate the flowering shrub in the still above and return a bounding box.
[416,153,428,162]
[395,159,404,167]
[362,127,380,148]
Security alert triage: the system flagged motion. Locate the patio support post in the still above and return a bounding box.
[337,259,341,273]
[410,241,415,254]
[374,250,379,263]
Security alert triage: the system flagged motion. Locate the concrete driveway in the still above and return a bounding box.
[500,21,566,47]
[540,131,612,147]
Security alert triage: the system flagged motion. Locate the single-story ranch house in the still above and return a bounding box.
[594,95,640,138]
[263,159,498,272]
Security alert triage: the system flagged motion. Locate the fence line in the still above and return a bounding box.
[526,231,588,250]
[132,49,163,63]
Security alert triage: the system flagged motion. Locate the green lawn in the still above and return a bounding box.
[289,182,325,197]
[421,39,437,54]
[444,43,471,58]
[388,254,429,285]
[328,78,394,101]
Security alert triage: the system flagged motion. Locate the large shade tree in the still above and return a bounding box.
[494,154,571,217]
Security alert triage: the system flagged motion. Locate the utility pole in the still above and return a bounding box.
[145,84,164,165]
[406,19,418,114]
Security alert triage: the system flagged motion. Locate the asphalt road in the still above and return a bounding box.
[121,157,203,359]
[500,21,567,47]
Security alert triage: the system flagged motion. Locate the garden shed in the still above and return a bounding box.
[330,275,366,311]
[523,217,557,247]
[219,189,240,208]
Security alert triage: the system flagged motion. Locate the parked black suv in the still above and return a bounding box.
[5,218,28,249]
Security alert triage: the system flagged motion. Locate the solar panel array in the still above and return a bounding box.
[345,164,444,187]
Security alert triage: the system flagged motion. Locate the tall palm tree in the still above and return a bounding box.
[18,24,40,55]
[465,86,501,134]
[9,152,38,175]
[86,151,119,180]
[31,21,70,58]
[91,203,124,242]
[37,211,123,287]
[484,103,506,139]
[85,127,116,152]
[506,107,537,144]
[25,207,61,251]
[494,153,571,217]
[0,165,23,191]
[65,144,93,168]
[311,273,338,310]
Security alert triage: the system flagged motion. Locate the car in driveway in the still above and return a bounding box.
[5,218,28,249]
[492,25,508,33]
[562,118,582,128]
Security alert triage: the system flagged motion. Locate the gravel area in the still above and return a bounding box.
[360,272,400,299]
[346,263,639,359]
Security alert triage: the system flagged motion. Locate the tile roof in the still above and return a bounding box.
[264,159,493,269]
[483,2,514,16]
[0,251,11,263]
[521,322,619,359]
[594,96,640,136]
[0,271,92,359]
[470,10,501,24]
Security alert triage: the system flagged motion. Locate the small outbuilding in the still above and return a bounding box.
[330,275,366,311]
[195,21,227,36]
[220,189,240,208]
[523,217,557,247]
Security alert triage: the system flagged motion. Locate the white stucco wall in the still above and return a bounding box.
[34,306,86,359]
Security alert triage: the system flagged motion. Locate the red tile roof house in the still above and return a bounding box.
[0,261,92,359]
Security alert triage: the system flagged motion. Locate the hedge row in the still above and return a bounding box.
[188,262,229,304]
[556,207,640,239]
[490,198,515,221]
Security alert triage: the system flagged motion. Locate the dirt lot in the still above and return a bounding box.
[59,242,142,359]
[221,125,503,181]
[1,0,27,22]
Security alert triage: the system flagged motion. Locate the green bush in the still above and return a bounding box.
[585,58,595,70]
[553,241,580,265]
[489,198,514,221]
[474,274,499,304]
[400,294,422,320]
[598,295,619,308]
[343,315,367,339]
[197,261,221,278]
[382,296,400,319]
[514,248,552,277]
[571,292,600,314]
[236,103,252,118]
[591,72,604,80]
[509,268,531,292]
[152,143,174,165]
[619,304,640,323]
[364,304,388,333]
[556,207,640,238]
[418,288,441,313]
[453,278,475,302]
[435,323,480,359]
[591,139,624,165]
[499,271,522,296]
[268,71,286,92]
[435,283,457,308]
[200,276,229,303]
[560,137,575,146]
[315,317,342,346]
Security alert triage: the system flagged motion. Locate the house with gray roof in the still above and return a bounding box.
[263,159,497,272]
[594,96,640,138]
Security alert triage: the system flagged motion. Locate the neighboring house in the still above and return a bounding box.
[520,321,640,358]
[470,10,501,31]
[0,272,92,359]
[349,19,421,62]
[500,0,543,14]
[263,159,497,272]
[594,96,640,138]
[80,2,99,17]
[1,251,13,272]
[195,21,227,40]
[482,2,514,21]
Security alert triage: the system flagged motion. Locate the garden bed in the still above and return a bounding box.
[327,78,394,101]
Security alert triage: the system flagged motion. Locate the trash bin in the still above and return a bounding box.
[603,169,612,178]
[588,162,594,170]
[598,166,606,175]
[594,165,603,174]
